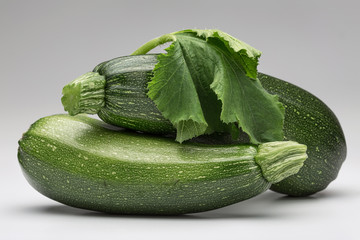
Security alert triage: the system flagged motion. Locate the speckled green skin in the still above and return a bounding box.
[258,73,346,196]
[94,55,174,134]
[18,114,271,215]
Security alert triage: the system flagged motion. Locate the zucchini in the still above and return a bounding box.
[259,74,347,196]
[62,55,174,134]
[61,54,346,197]
[18,114,306,215]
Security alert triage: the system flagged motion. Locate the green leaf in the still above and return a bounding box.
[147,41,207,142]
[178,29,261,79]
[147,29,284,143]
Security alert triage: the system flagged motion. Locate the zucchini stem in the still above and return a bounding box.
[255,141,308,184]
[61,72,106,116]
[131,34,176,55]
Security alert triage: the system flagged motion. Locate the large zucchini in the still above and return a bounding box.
[61,54,346,196]
[18,114,306,215]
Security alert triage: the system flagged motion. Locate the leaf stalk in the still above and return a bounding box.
[131,34,176,55]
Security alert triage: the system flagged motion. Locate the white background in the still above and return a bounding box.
[1,1,359,239]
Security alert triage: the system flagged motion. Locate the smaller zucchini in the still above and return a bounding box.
[61,55,174,134]
[18,114,307,215]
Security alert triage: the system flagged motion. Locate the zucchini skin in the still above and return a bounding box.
[258,73,346,196]
[91,55,346,197]
[18,114,270,215]
[95,55,174,134]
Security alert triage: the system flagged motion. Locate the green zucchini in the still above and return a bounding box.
[259,74,347,196]
[62,55,174,134]
[61,54,346,197]
[18,114,306,215]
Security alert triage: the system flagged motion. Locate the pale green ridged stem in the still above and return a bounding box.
[256,141,308,184]
[61,72,106,116]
